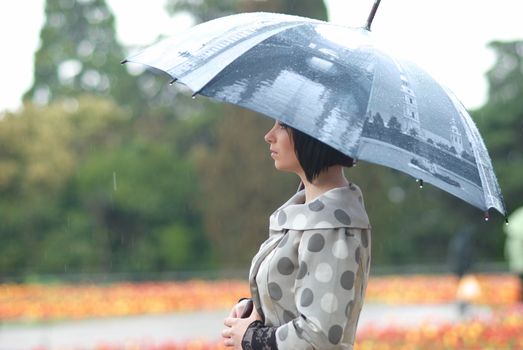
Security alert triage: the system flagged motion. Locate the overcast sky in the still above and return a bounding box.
[0,0,521,113]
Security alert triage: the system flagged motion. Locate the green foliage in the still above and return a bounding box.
[0,96,209,276]
[194,109,296,266]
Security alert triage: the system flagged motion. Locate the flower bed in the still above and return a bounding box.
[30,305,523,350]
[0,280,249,321]
[365,274,520,305]
[355,305,523,350]
[0,274,520,322]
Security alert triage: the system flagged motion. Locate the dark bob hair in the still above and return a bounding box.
[286,124,355,183]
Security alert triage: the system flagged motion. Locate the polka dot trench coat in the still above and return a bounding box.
[245,184,371,350]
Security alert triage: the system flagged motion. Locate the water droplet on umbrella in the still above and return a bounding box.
[484,212,490,221]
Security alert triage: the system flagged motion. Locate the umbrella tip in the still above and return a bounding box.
[169,78,178,85]
[416,179,423,188]
[484,211,490,221]
[120,59,128,65]
[505,216,509,225]
[364,0,382,31]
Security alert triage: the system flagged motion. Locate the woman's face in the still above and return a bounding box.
[264,121,302,174]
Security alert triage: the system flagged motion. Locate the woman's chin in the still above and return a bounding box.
[274,163,289,173]
[274,163,301,176]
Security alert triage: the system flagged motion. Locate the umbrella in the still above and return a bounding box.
[122,9,506,219]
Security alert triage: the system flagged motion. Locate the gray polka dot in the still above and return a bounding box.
[268,282,283,300]
[355,246,361,263]
[334,209,351,225]
[361,229,369,248]
[283,310,295,323]
[349,183,357,191]
[278,325,289,341]
[308,200,325,212]
[345,300,354,316]
[340,270,355,290]
[278,211,287,226]
[296,262,308,280]
[300,288,314,307]
[358,196,363,204]
[278,233,289,247]
[307,233,325,252]
[328,325,343,344]
[277,257,294,275]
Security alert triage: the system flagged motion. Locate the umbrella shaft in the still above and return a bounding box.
[365,0,382,31]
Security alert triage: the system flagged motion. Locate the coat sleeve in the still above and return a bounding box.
[242,227,370,350]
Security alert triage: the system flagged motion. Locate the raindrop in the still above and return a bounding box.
[113,171,117,191]
[484,212,490,221]
[192,95,197,99]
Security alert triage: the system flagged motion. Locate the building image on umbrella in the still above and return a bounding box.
[358,50,492,213]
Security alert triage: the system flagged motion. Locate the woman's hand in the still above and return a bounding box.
[222,306,262,349]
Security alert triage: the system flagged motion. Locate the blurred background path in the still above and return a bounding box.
[0,303,491,350]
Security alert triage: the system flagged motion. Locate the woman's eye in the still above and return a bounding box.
[279,122,288,129]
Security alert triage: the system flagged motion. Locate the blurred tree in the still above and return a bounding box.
[22,0,153,115]
[73,135,206,272]
[167,0,328,22]
[0,96,127,275]
[0,96,209,276]
[194,109,296,266]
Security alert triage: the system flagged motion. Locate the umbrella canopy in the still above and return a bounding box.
[123,12,506,218]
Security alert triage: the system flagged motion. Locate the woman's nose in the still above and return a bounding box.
[264,130,273,144]
[264,124,276,143]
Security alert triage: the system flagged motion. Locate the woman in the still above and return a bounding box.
[222,121,371,350]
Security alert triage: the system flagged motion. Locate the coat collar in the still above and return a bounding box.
[269,183,370,231]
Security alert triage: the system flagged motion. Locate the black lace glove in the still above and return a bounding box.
[241,320,278,350]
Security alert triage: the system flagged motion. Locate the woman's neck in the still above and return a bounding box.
[299,166,349,203]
